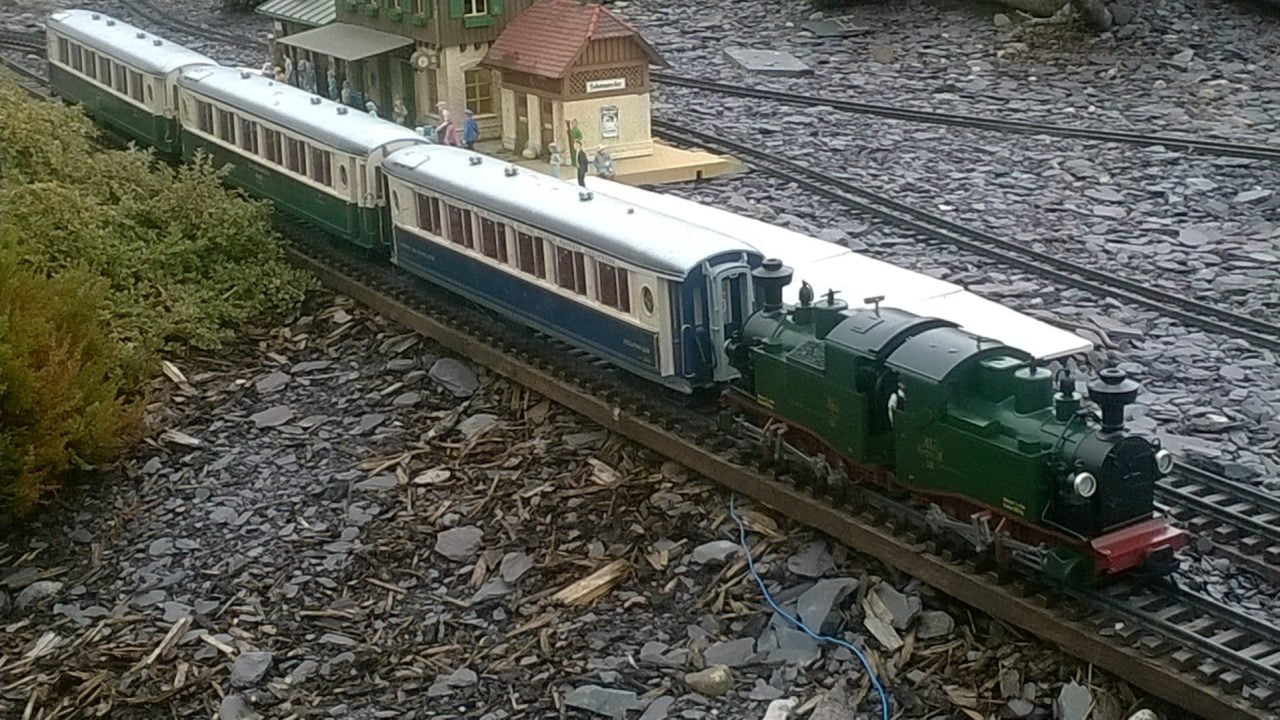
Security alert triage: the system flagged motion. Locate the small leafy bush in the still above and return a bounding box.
[0,71,314,512]
[0,235,143,512]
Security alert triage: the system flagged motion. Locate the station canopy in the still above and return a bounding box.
[255,0,336,28]
[277,23,412,62]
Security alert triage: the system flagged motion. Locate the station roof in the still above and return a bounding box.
[256,0,336,28]
[483,0,665,79]
[276,22,411,62]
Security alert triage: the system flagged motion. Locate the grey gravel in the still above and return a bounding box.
[684,665,734,696]
[690,539,742,564]
[230,651,273,688]
[563,684,641,718]
[434,526,484,562]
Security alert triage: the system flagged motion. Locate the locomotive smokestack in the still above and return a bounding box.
[751,258,793,314]
[1088,368,1140,435]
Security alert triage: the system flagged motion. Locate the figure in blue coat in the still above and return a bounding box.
[462,109,480,150]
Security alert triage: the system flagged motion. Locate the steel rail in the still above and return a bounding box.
[653,73,1280,162]
[651,119,1280,352]
[1157,463,1280,583]
[0,29,45,53]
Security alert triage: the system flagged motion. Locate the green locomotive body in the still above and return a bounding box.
[728,260,1184,584]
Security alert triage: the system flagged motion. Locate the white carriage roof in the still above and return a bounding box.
[276,23,411,62]
[584,177,1095,361]
[177,65,425,156]
[45,9,217,76]
[383,145,762,278]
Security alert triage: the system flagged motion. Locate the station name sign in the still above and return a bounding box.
[586,77,626,93]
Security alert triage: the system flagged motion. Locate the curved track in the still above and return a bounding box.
[117,0,261,53]
[651,118,1280,352]
[0,29,44,54]
[653,73,1280,162]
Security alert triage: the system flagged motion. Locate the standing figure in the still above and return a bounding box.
[575,147,588,186]
[392,98,408,126]
[283,55,295,86]
[462,109,479,150]
[327,66,338,100]
[366,100,379,117]
[548,143,562,179]
[341,79,353,106]
[261,59,273,77]
[274,65,285,83]
[593,146,615,180]
[298,58,315,93]
[568,118,583,166]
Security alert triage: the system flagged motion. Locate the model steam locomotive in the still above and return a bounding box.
[39,9,1185,584]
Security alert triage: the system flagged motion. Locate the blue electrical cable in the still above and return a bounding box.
[728,494,891,720]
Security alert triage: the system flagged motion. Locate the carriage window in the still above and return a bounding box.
[57,38,69,64]
[216,109,235,142]
[285,137,306,174]
[479,218,507,262]
[555,246,587,295]
[238,118,259,154]
[446,205,466,245]
[129,71,144,102]
[70,44,82,72]
[308,147,332,186]
[114,64,127,93]
[416,193,441,234]
[597,261,631,312]
[516,232,546,278]
[263,128,282,163]
[195,101,214,133]
[98,57,112,85]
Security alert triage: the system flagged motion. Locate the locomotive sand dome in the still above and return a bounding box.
[726,260,1185,584]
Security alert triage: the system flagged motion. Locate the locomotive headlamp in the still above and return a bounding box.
[1154,449,1174,475]
[1072,472,1097,499]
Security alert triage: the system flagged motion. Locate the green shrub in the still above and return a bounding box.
[0,234,143,512]
[0,70,314,512]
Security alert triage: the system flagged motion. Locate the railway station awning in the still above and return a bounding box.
[276,23,412,62]
[255,0,336,28]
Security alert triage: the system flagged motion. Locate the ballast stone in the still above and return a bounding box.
[563,684,640,718]
[684,665,734,696]
[724,48,812,77]
[690,539,742,565]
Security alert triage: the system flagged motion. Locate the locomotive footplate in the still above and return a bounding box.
[1090,517,1187,576]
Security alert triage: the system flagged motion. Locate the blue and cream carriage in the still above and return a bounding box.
[381,146,764,391]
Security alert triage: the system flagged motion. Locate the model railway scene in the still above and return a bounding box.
[0,0,1276,718]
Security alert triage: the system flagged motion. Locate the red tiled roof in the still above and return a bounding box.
[483,0,665,78]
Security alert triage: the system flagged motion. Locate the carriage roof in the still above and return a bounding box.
[178,65,425,156]
[382,145,761,278]
[46,10,217,76]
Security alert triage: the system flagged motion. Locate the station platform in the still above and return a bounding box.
[476,139,742,186]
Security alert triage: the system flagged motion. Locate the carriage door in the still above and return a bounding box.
[704,258,752,381]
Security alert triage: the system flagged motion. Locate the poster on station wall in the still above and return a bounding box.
[601,105,619,138]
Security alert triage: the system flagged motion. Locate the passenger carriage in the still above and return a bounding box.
[381,146,765,392]
[584,178,1094,362]
[175,65,425,247]
[45,10,216,155]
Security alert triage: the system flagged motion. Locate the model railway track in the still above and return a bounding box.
[280,229,1276,720]
[0,29,45,54]
[653,73,1280,162]
[13,55,1279,720]
[1159,463,1280,583]
[652,119,1280,352]
[116,2,259,53]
